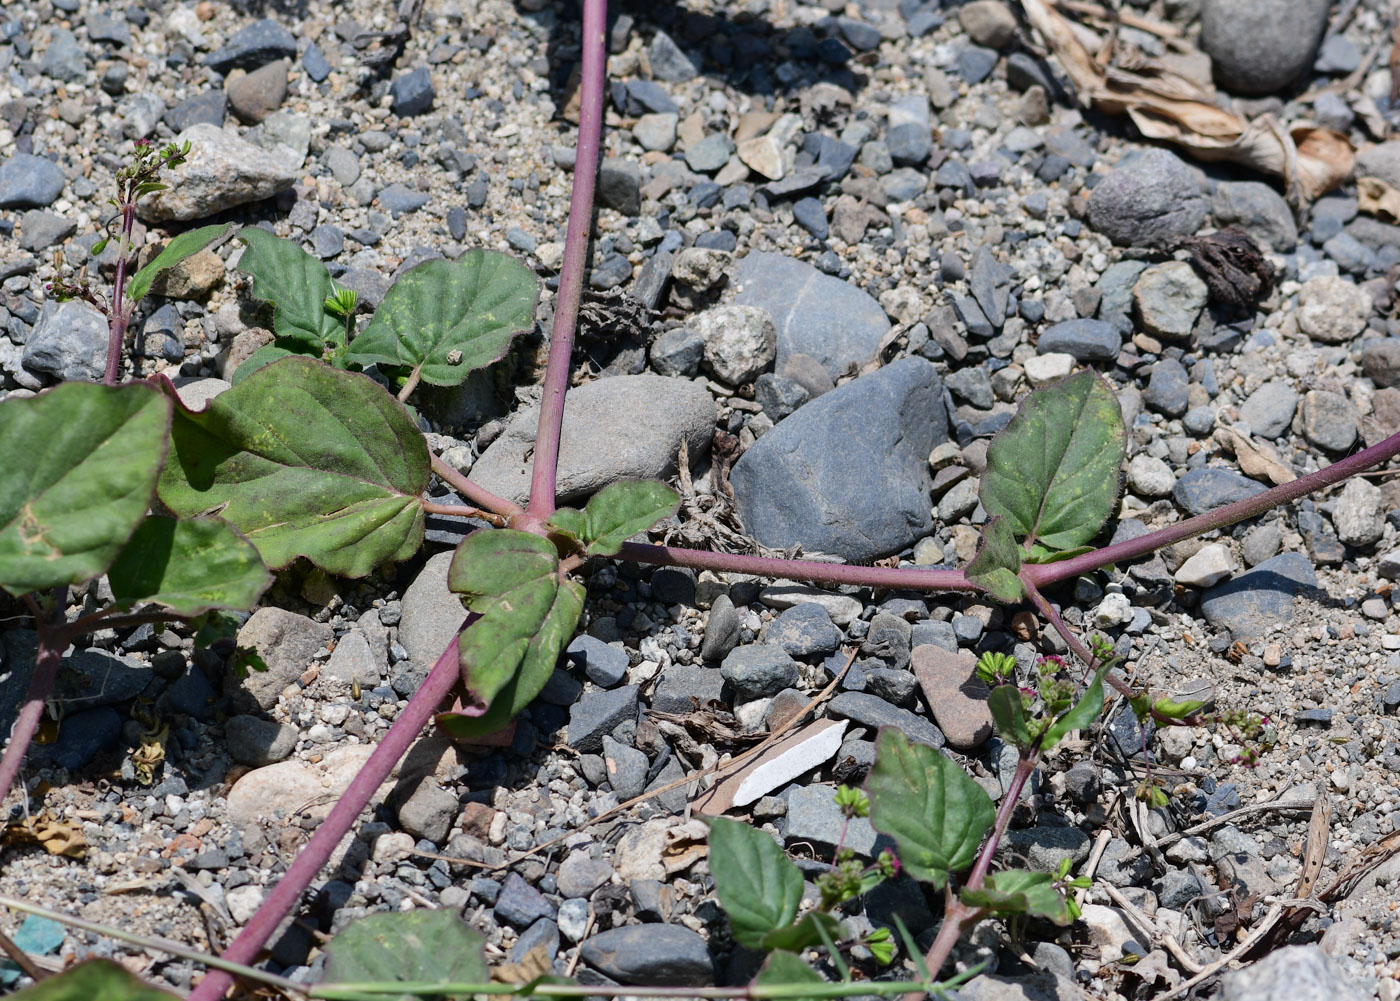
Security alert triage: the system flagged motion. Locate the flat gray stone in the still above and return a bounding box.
[470,375,715,506]
[1219,945,1367,1001]
[730,357,946,562]
[733,251,891,379]
[398,552,466,670]
[1200,552,1317,639]
[579,925,713,986]
[227,608,334,712]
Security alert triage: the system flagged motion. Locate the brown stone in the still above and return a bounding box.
[221,326,274,380]
[151,246,225,299]
[911,645,994,750]
[227,59,288,124]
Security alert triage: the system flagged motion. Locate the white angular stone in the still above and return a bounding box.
[139,123,298,222]
[692,304,776,385]
[1127,453,1175,497]
[1023,352,1074,386]
[1174,543,1237,587]
[1091,592,1132,628]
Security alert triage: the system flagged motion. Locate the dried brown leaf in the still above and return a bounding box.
[1214,426,1296,486]
[1018,0,1353,204]
[1358,175,1400,221]
[492,945,554,984]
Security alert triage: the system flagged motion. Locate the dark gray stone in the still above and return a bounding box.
[136,303,185,362]
[597,158,641,215]
[601,736,648,799]
[1087,149,1206,247]
[495,872,555,928]
[47,707,121,770]
[206,19,298,72]
[390,66,435,117]
[766,603,840,657]
[730,358,945,562]
[783,783,880,854]
[1173,468,1268,517]
[167,667,217,720]
[165,90,226,132]
[700,595,741,662]
[19,209,76,252]
[225,715,299,766]
[721,645,800,700]
[0,154,65,208]
[1239,381,1298,439]
[647,31,699,83]
[1201,552,1317,639]
[22,300,107,381]
[41,27,87,82]
[511,919,559,965]
[792,197,828,239]
[567,634,629,687]
[566,686,639,752]
[86,11,131,46]
[1212,181,1297,251]
[1003,826,1092,871]
[827,692,944,748]
[376,184,430,216]
[580,925,713,986]
[303,42,331,83]
[652,666,727,712]
[1142,359,1190,418]
[733,251,890,379]
[754,373,810,421]
[968,244,1012,332]
[1202,0,1329,96]
[1036,318,1121,361]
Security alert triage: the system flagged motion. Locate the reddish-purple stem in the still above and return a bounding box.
[914,751,1037,989]
[186,629,464,1001]
[615,542,977,592]
[0,624,63,803]
[0,590,68,802]
[103,202,137,385]
[1029,427,1400,589]
[526,0,608,519]
[430,454,522,519]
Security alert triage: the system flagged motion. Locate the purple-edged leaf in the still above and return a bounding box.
[126,222,235,303]
[443,530,584,738]
[235,227,341,351]
[964,515,1023,603]
[344,250,538,388]
[108,516,271,615]
[156,357,428,578]
[980,370,1125,554]
[0,382,170,597]
[323,909,489,987]
[6,960,178,999]
[866,728,995,888]
[229,342,315,385]
[960,868,1074,925]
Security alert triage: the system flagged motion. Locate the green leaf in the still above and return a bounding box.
[988,685,1034,751]
[235,227,342,351]
[759,911,842,953]
[706,817,805,949]
[1023,543,1094,565]
[107,516,272,615]
[441,530,585,739]
[0,382,169,596]
[6,960,178,1000]
[545,507,586,544]
[753,951,825,1001]
[157,357,428,578]
[865,728,995,889]
[547,480,680,557]
[323,909,489,997]
[344,250,538,389]
[964,516,1023,603]
[960,869,1075,925]
[126,222,235,303]
[1042,662,1112,751]
[980,370,1125,555]
[229,342,314,385]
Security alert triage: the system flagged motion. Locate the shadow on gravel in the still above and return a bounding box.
[524,0,872,119]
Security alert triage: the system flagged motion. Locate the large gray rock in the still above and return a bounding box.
[730,357,945,562]
[22,300,108,382]
[1202,0,1330,96]
[733,251,891,379]
[1219,945,1367,1001]
[398,552,465,669]
[227,608,334,712]
[580,925,713,985]
[1087,149,1206,247]
[470,375,715,506]
[0,154,66,208]
[1211,181,1298,251]
[1200,552,1317,639]
[139,123,298,222]
[0,632,150,737]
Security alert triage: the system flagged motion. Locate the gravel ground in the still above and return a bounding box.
[5,0,1400,999]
